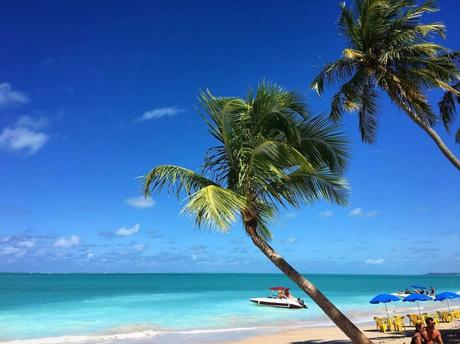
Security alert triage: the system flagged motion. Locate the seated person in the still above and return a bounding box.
[423,317,443,344]
[411,322,425,344]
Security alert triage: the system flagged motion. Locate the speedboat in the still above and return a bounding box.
[391,285,435,299]
[250,286,307,309]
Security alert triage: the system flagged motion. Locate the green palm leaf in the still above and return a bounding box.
[182,185,247,231]
[144,165,217,198]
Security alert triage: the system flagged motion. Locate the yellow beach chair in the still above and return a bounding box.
[374,317,390,332]
[391,315,405,332]
[451,310,460,319]
[407,314,421,326]
[438,311,453,323]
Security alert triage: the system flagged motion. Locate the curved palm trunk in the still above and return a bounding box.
[388,91,460,171]
[407,114,460,170]
[244,220,373,344]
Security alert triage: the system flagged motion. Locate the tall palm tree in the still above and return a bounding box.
[438,53,460,143]
[439,81,460,143]
[143,82,372,344]
[311,0,460,170]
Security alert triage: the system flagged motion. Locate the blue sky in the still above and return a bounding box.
[1,0,459,274]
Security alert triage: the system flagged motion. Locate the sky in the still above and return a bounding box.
[1,0,459,274]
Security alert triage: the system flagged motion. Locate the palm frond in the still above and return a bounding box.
[298,116,349,172]
[144,165,217,198]
[438,82,460,132]
[273,166,349,207]
[311,59,358,95]
[182,185,247,231]
[359,79,379,143]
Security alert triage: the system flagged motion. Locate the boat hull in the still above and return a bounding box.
[249,297,306,309]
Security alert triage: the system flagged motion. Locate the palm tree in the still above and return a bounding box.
[438,53,460,143]
[311,0,460,170]
[143,82,372,344]
[439,81,460,143]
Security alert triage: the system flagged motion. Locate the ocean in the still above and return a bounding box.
[0,273,459,343]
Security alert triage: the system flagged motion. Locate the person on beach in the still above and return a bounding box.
[411,322,426,344]
[423,317,443,344]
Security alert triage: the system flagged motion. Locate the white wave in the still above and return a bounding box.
[0,330,160,344]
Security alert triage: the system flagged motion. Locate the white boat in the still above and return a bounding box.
[391,292,411,298]
[250,286,307,309]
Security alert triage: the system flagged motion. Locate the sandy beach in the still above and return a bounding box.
[225,322,460,344]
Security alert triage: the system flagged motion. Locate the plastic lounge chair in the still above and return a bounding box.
[391,316,405,332]
[451,310,460,319]
[407,314,421,326]
[374,317,390,332]
[440,311,453,323]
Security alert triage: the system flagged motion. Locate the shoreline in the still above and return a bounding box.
[2,322,459,344]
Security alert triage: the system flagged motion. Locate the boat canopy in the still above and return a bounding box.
[269,286,290,291]
[411,285,427,289]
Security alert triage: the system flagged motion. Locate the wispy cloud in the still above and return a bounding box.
[54,235,80,248]
[0,246,21,255]
[319,210,333,217]
[125,196,155,209]
[116,224,140,237]
[0,83,28,106]
[0,116,49,155]
[349,207,378,217]
[133,244,147,252]
[365,258,385,265]
[138,107,185,121]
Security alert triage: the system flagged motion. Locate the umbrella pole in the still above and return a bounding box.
[446,299,451,312]
[417,301,421,315]
[385,303,389,319]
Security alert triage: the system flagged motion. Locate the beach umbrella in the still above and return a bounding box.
[370,293,401,319]
[434,291,460,312]
[403,293,432,315]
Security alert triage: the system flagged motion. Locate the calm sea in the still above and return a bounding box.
[0,273,459,343]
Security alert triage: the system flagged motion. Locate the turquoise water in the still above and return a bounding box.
[0,273,459,342]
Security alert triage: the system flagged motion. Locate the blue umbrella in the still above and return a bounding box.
[370,293,401,319]
[434,291,460,312]
[403,293,432,315]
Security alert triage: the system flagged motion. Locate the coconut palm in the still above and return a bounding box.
[143,82,372,343]
[438,53,460,144]
[439,81,460,143]
[311,0,460,170]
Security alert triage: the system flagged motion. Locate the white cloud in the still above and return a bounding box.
[365,258,385,265]
[0,116,49,155]
[366,210,379,217]
[285,237,297,244]
[319,210,333,217]
[17,240,36,248]
[349,207,378,217]
[0,236,10,243]
[0,246,21,255]
[116,224,140,237]
[349,207,363,216]
[0,83,28,105]
[138,107,185,121]
[54,235,80,248]
[133,244,146,252]
[125,196,155,208]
